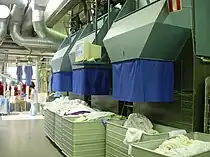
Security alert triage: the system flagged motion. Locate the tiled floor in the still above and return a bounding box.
[0,119,64,157]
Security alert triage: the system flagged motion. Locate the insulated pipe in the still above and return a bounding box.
[9,4,58,50]
[11,22,57,50]
[0,19,8,45]
[32,9,66,44]
[22,6,34,36]
[1,0,60,51]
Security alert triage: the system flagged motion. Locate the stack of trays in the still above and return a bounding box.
[131,132,210,157]
[62,117,106,157]
[55,113,63,149]
[106,121,178,157]
[44,109,55,141]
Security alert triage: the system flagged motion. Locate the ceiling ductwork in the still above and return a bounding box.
[22,6,34,36]
[10,4,58,50]
[32,9,67,44]
[0,0,66,51]
[0,19,8,45]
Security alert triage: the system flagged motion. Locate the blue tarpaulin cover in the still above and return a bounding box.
[112,59,174,102]
[24,66,33,86]
[52,72,72,92]
[16,66,23,82]
[72,67,111,95]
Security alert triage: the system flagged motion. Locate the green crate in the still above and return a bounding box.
[55,114,63,149]
[62,126,105,145]
[44,109,55,141]
[131,132,210,157]
[62,140,105,157]
[62,117,106,145]
[62,136,105,152]
[106,121,178,157]
[106,144,128,157]
[106,135,128,154]
[61,116,119,157]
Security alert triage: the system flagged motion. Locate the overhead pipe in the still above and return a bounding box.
[0,19,8,45]
[0,50,54,57]
[32,9,66,44]
[22,6,34,36]
[0,0,63,51]
[8,1,58,51]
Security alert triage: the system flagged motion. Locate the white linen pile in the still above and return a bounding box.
[43,97,95,116]
[123,113,158,155]
[154,135,210,157]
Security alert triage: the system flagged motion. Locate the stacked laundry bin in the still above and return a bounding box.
[62,116,106,157]
[106,121,178,157]
[131,132,210,157]
[44,109,55,141]
[54,114,63,149]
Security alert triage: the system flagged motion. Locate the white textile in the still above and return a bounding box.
[155,135,210,157]
[75,112,115,122]
[123,128,144,155]
[123,113,158,134]
[169,130,187,138]
[123,113,158,155]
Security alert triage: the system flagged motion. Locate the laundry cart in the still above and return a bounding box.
[131,132,210,157]
[106,121,179,157]
[62,116,107,157]
[44,109,55,142]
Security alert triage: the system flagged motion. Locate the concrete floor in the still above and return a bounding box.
[0,119,64,157]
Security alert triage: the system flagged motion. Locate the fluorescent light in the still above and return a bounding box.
[0,5,10,19]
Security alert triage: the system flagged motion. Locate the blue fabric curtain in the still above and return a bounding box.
[24,66,33,86]
[72,67,111,95]
[52,72,72,92]
[16,66,23,82]
[112,59,174,102]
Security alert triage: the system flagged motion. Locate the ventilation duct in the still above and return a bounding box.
[22,6,34,36]
[3,0,64,51]
[32,9,66,44]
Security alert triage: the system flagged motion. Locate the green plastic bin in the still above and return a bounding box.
[44,109,55,141]
[55,114,63,149]
[131,132,210,157]
[106,120,178,157]
[62,116,108,157]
